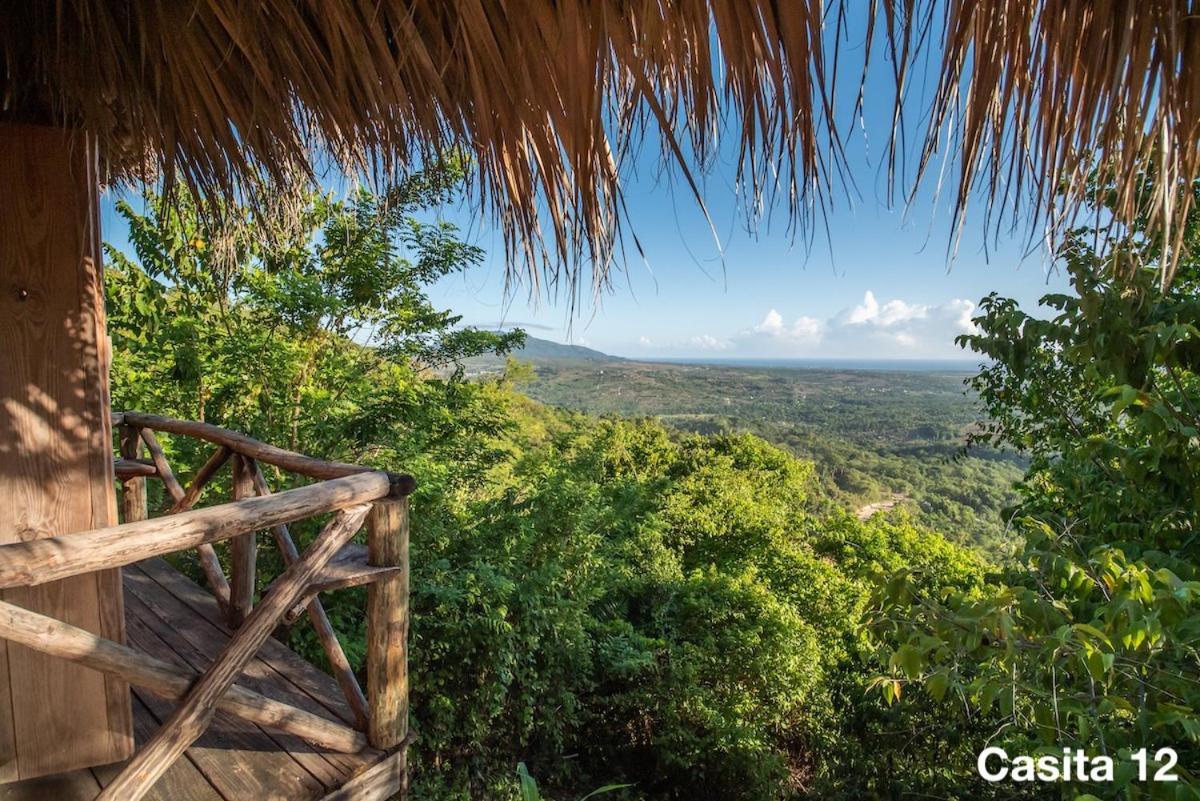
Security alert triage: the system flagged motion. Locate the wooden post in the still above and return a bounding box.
[366,493,410,750]
[138,428,235,615]
[228,455,258,627]
[171,445,231,513]
[0,122,133,780]
[119,426,148,525]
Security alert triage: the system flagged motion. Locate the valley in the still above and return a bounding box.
[478,338,1026,556]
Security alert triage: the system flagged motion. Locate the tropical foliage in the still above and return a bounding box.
[105,169,999,800]
[107,168,1200,800]
[508,359,1025,555]
[870,180,1200,800]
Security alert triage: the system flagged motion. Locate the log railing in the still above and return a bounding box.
[0,411,414,801]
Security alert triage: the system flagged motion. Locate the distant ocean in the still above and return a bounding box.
[651,357,984,373]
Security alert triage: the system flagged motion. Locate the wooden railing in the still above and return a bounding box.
[0,411,414,801]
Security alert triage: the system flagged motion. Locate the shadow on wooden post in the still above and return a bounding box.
[366,490,409,758]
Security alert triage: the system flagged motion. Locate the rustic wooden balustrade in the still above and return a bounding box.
[0,412,414,801]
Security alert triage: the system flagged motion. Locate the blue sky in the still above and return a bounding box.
[100,9,1071,360]
[424,161,1068,359]
[418,43,1071,360]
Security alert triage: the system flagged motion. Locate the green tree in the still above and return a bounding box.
[106,166,523,469]
[870,179,1200,799]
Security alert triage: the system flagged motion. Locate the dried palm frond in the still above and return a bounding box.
[2,1,1197,297]
[920,0,1200,284]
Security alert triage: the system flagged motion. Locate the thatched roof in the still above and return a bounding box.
[4,2,1198,290]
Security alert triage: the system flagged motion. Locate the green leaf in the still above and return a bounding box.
[517,762,541,801]
[1072,622,1112,648]
[926,671,950,701]
[896,645,924,680]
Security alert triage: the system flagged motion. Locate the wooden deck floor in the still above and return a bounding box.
[0,559,389,801]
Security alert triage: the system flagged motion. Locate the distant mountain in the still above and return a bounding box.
[510,335,619,363]
[459,334,620,376]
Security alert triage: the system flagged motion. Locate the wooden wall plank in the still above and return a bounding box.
[85,180,135,764]
[0,617,13,783]
[0,122,133,780]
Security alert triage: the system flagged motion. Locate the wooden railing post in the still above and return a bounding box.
[119,425,147,524]
[366,489,410,751]
[228,454,258,627]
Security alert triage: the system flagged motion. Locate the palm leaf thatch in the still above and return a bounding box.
[3,1,1198,293]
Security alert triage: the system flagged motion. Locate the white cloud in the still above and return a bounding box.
[754,308,785,333]
[647,291,977,359]
[843,291,880,324]
[752,308,823,343]
[689,334,732,350]
[824,291,978,357]
[632,333,731,353]
[838,291,929,327]
[879,299,927,326]
[722,291,978,358]
[946,298,980,333]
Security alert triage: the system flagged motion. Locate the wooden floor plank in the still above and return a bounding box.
[122,579,333,797]
[136,559,362,730]
[124,590,352,790]
[91,695,225,801]
[0,767,103,800]
[125,563,375,778]
[318,749,407,801]
[0,559,396,801]
[133,685,325,801]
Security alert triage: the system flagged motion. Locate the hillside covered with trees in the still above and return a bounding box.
[494,357,1026,556]
[103,166,1200,800]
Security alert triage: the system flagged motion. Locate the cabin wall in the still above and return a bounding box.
[0,123,133,780]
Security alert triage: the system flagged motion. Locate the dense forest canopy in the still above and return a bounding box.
[497,359,1026,556]
[104,168,1200,800]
